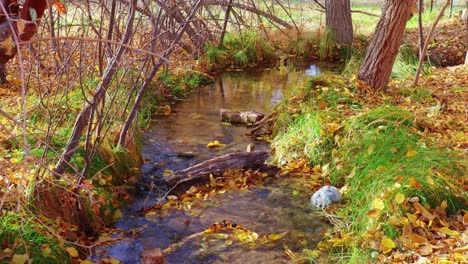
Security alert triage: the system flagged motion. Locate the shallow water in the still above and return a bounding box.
[91,63,331,263]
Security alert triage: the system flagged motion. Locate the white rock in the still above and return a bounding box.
[310,186,342,209]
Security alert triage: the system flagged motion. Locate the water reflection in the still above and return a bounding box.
[305,64,321,76]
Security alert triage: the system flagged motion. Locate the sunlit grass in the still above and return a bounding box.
[0,213,69,263]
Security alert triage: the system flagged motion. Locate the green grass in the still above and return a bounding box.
[201,30,275,69]
[271,73,466,263]
[327,106,465,262]
[0,213,69,264]
[272,113,330,166]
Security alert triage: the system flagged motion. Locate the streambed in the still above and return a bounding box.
[91,63,329,263]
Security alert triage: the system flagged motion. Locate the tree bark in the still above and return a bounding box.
[325,0,353,44]
[358,0,415,91]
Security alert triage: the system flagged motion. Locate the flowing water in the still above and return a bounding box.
[91,63,330,263]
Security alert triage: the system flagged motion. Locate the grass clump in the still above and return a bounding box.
[322,106,466,261]
[158,70,213,99]
[272,72,466,262]
[272,113,330,166]
[201,30,275,70]
[0,213,69,264]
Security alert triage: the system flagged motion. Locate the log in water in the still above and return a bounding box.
[165,151,276,186]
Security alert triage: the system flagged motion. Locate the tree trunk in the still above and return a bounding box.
[325,0,353,44]
[358,0,415,91]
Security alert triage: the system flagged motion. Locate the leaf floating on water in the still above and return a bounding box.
[207,140,225,148]
[163,170,174,177]
[101,258,122,264]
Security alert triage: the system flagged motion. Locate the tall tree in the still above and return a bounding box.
[325,0,353,44]
[358,0,415,91]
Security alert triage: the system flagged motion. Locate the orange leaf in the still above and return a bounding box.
[406,150,418,158]
[409,177,422,189]
[367,209,380,218]
[409,233,427,244]
[54,2,67,14]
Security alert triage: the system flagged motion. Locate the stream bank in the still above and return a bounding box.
[90,62,332,263]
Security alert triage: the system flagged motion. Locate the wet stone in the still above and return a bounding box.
[141,248,165,264]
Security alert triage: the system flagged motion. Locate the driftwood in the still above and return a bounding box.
[250,112,274,136]
[220,109,264,124]
[165,151,275,186]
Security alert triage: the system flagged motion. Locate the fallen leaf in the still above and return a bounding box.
[394,193,405,204]
[11,254,28,264]
[409,233,427,244]
[66,247,79,258]
[367,208,381,218]
[409,177,422,189]
[207,140,224,148]
[379,237,396,254]
[372,198,385,210]
[438,226,459,236]
[406,150,418,158]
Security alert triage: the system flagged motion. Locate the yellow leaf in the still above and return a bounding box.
[394,193,405,204]
[455,244,468,252]
[66,247,79,258]
[438,227,459,236]
[440,200,447,210]
[209,173,217,187]
[406,150,418,158]
[390,147,398,153]
[426,175,435,185]
[266,232,286,242]
[207,140,224,148]
[379,237,396,254]
[11,254,28,264]
[372,198,385,210]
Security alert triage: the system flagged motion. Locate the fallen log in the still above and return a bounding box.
[250,112,274,136]
[220,109,264,124]
[165,151,276,186]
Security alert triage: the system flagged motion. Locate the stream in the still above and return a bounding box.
[91,63,329,263]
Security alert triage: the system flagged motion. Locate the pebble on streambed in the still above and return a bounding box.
[310,186,343,209]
